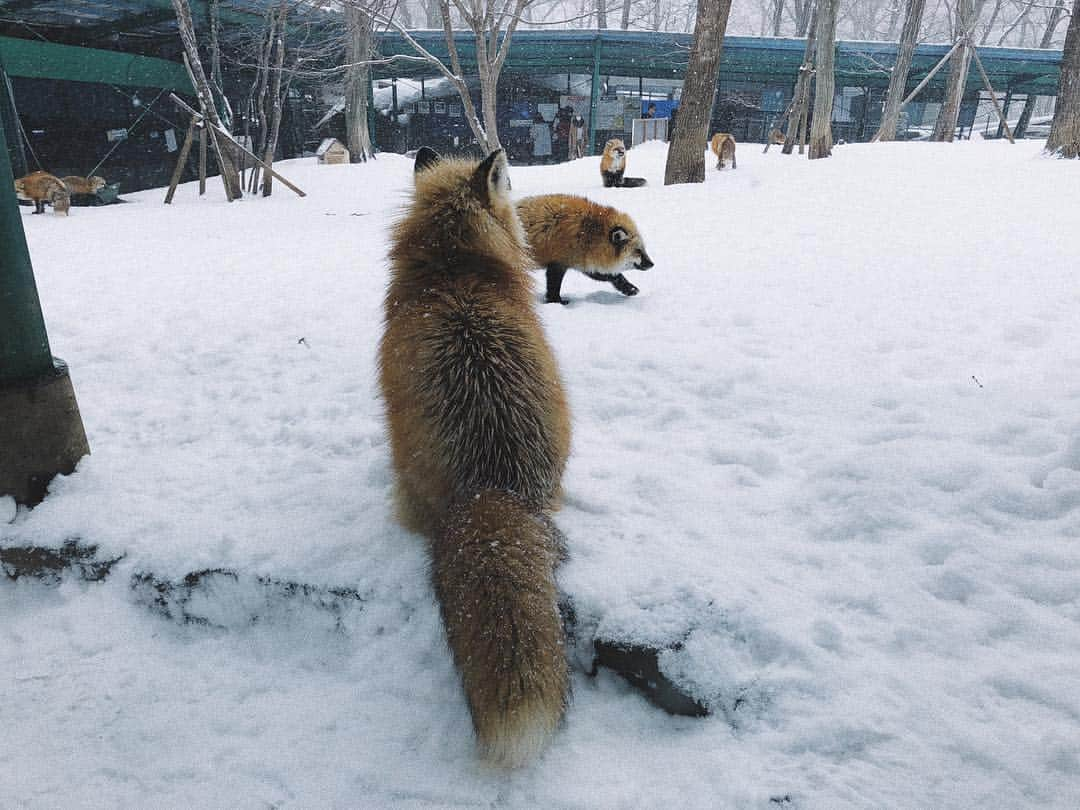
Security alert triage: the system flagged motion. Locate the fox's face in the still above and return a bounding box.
[610,224,654,272]
[605,139,627,163]
[88,176,107,192]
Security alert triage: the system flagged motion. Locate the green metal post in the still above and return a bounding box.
[0,58,90,506]
[0,83,52,382]
[588,36,602,156]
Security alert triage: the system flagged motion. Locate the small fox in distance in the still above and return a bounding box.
[600,139,647,188]
[14,171,70,215]
[62,175,107,195]
[710,132,737,170]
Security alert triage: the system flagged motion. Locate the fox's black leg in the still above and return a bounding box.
[584,271,639,297]
[610,274,639,296]
[33,200,44,214]
[545,264,569,304]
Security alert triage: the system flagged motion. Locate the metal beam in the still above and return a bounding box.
[588,35,600,157]
[0,35,192,90]
[78,9,177,44]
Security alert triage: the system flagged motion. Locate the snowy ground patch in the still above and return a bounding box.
[3,138,1080,807]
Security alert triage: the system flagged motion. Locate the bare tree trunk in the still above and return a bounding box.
[621,0,632,28]
[795,0,814,36]
[208,0,233,130]
[171,0,242,198]
[1015,0,1066,137]
[261,3,287,197]
[772,0,785,35]
[248,6,276,192]
[345,3,376,162]
[979,0,1002,44]
[1046,0,1080,157]
[663,0,734,184]
[931,0,974,141]
[877,0,927,141]
[887,0,903,39]
[808,0,837,158]
[784,6,818,154]
[997,0,1035,45]
[597,0,608,28]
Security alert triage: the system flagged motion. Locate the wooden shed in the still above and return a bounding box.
[316,138,349,165]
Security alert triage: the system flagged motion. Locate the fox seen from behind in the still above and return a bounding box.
[378,147,572,768]
[14,170,70,215]
[710,133,737,170]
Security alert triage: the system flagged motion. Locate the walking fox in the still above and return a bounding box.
[379,147,572,767]
[14,171,70,215]
[517,193,655,304]
[600,139,647,188]
[710,133,737,170]
[62,175,107,195]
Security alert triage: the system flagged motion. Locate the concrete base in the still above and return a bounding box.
[0,359,89,506]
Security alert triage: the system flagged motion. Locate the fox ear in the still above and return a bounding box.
[414,146,441,174]
[472,149,510,202]
[610,226,630,246]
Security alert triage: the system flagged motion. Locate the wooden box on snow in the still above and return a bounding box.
[316,138,350,165]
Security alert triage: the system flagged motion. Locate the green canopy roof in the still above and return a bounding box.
[374,30,1062,96]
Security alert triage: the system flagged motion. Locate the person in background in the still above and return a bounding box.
[570,113,587,159]
[554,106,573,163]
[643,102,657,119]
[531,112,552,164]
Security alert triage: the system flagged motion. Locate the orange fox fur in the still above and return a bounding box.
[600,139,647,188]
[379,147,572,768]
[516,193,655,303]
[14,171,70,215]
[62,175,107,195]
[710,132,737,170]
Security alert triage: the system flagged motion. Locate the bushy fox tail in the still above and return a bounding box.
[620,176,647,187]
[433,490,568,768]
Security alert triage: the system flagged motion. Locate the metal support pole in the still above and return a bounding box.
[0,106,51,381]
[588,36,601,156]
[997,87,1013,140]
[0,93,90,506]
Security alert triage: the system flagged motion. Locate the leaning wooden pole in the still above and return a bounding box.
[171,0,242,199]
[164,119,197,204]
[969,45,1015,143]
[170,95,306,198]
[874,37,964,136]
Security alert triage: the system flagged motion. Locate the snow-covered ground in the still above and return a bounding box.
[3,138,1080,808]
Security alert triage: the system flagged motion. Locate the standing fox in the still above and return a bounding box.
[516,193,655,304]
[710,132,737,170]
[379,147,572,768]
[62,175,107,195]
[14,171,70,215]
[600,139,647,188]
